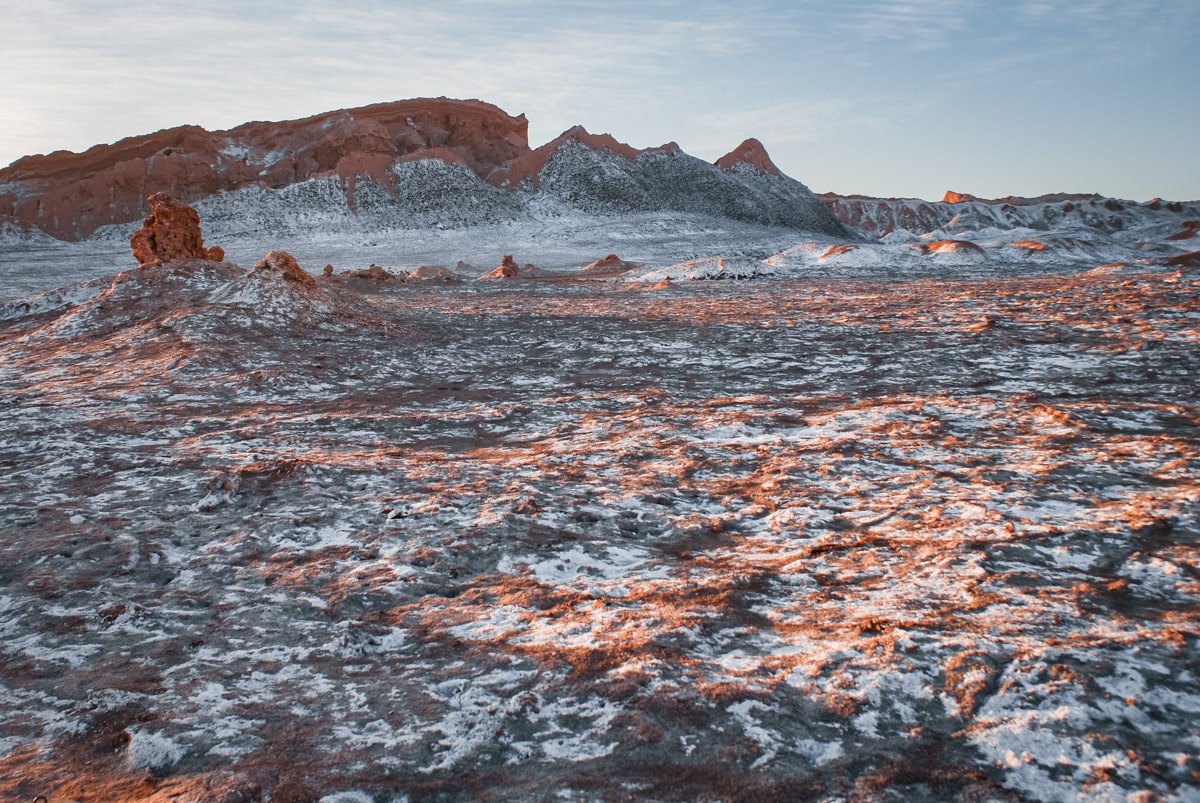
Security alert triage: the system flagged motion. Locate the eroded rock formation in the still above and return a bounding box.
[129,193,224,266]
[251,250,316,288]
[481,255,520,280]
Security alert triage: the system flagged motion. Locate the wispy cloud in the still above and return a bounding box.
[828,0,981,50]
[0,0,1195,199]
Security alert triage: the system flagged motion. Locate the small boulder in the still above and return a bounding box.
[129,193,223,266]
[251,250,316,288]
[322,264,334,276]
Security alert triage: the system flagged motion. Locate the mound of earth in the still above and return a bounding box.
[629,256,772,282]
[580,254,644,275]
[406,265,463,283]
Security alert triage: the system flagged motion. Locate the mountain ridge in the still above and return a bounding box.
[0,97,846,241]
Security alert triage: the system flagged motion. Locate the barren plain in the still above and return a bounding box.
[0,244,1197,800]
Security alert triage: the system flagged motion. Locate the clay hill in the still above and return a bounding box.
[0,98,846,241]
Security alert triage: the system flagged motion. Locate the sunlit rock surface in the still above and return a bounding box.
[0,249,1197,800]
[480,254,522,279]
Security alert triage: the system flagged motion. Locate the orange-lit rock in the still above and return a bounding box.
[819,244,858,260]
[343,263,395,280]
[481,255,520,279]
[129,193,221,266]
[1167,251,1200,269]
[251,250,316,288]
[1167,221,1200,241]
[918,239,984,255]
[715,138,781,176]
[1010,240,1048,252]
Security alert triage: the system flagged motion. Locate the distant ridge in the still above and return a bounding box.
[0,98,846,241]
[820,191,1200,239]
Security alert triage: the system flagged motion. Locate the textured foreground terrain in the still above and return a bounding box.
[0,259,1198,801]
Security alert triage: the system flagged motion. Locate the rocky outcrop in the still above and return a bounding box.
[129,193,224,266]
[1167,251,1200,269]
[1167,221,1200,241]
[343,264,395,281]
[251,250,316,288]
[490,126,679,189]
[481,255,520,280]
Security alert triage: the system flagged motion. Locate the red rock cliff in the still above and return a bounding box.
[0,98,530,240]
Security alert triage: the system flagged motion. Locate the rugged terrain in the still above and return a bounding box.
[0,98,845,243]
[1,102,1199,800]
[0,202,1199,800]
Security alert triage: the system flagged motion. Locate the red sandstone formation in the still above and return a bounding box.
[1,98,530,239]
[251,250,316,288]
[715,138,781,176]
[129,193,223,266]
[483,255,520,279]
[491,126,679,189]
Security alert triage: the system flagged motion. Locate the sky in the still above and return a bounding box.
[1,0,1197,201]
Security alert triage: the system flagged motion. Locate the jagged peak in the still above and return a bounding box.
[489,126,679,189]
[715,138,780,176]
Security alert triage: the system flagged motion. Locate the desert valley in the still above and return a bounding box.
[0,98,1198,802]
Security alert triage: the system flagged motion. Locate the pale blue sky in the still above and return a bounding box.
[1,0,1196,200]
